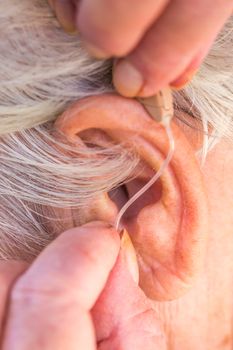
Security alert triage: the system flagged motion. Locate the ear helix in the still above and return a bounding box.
[55,91,209,300]
[115,88,175,231]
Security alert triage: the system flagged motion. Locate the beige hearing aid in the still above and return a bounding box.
[138,87,174,125]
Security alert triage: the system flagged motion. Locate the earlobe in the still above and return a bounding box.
[55,94,209,301]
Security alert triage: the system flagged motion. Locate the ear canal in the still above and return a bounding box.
[56,94,209,301]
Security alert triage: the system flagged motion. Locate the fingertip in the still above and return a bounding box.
[0,261,29,286]
[170,74,194,90]
[120,229,139,284]
[82,41,111,59]
[12,222,122,311]
[170,67,199,90]
[113,60,144,97]
[52,0,78,35]
[82,220,114,229]
[81,221,121,247]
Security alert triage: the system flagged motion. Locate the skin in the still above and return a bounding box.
[0,94,233,348]
[0,222,166,349]
[0,2,232,348]
[48,0,233,96]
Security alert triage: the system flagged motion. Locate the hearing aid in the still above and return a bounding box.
[138,87,174,126]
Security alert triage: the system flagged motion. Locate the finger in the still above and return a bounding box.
[0,261,28,330]
[3,298,96,350]
[92,231,166,350]
[49,0,77,34]
[170,42,213,89]
[77,0,170,58]
[113,0,233,97]
[2,222,120,350]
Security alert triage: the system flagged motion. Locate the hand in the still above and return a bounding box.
[48,0,232,97]
[0,222,166,349]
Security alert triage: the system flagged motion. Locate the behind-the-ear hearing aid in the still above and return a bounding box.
[115,87,175,231]
[138,87,174,126]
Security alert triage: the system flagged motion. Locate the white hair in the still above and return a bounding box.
[0,0,232,259]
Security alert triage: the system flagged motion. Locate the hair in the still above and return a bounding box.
[0,0,232,260]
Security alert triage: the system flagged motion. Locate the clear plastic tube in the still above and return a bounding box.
[115,119,175,231]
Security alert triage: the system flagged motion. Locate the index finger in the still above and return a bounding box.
[77,0,169,57]
[113,0,233,97]
[2,222,120,350]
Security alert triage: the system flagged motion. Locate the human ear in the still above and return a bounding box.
[55,94,209,301]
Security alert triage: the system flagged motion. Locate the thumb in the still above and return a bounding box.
[92,229,167,350]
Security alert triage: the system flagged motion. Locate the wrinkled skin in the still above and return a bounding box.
[0,1,232,348]
[0,224,166,350]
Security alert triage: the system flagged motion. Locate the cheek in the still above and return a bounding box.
[177,115,233,238]
[201,139,233,237]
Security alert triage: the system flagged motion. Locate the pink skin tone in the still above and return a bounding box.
[1,94,232,349]
[0,224,166,350]
[56,94,209,301]
[48,0,232,96]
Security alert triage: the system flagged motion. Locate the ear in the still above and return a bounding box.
[55,94,209,301]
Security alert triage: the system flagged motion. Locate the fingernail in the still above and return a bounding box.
[83,41,110,59]
[54,0,77,34]
[113,60,144,97]
[170,69,198,90]
[83,221,113,229]
[120,229,139,284]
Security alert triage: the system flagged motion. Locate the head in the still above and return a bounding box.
[0,0,233,302]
